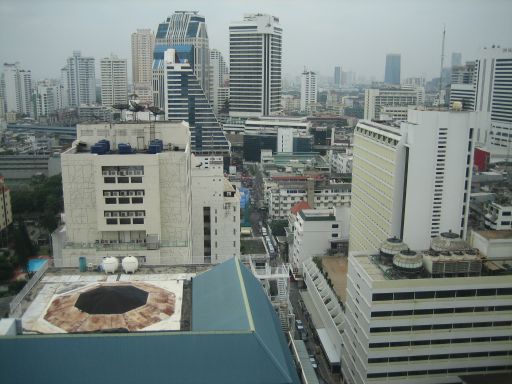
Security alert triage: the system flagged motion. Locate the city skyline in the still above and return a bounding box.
[1,0,511,82]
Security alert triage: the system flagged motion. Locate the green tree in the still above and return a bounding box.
[13,223,36,267]
[269,220,288,236]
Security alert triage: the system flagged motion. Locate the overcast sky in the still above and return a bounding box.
[1,0,511,82]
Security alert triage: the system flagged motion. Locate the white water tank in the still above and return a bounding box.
[102,257,119,274]
[122,256,139,274]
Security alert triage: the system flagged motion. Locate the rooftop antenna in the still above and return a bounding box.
[438,24,446,108]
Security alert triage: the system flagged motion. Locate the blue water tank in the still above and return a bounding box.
[91,144,106,154]
[118,143,133,154]
[98,139,110,152]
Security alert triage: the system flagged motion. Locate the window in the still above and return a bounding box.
[104,177,116,183]
[131,177,142,183]
[372,293,393,301]
[106,218,117,225]
[332,224,339,228]
[105,198,116,204]
[120,218,130,225]
[118,177,129,183]
[133,218,144,224]
[132,197,143,204]
[332,233,339,238]
[119,197,130,204]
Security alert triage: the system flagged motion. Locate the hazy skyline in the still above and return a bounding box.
[1,0,511,83]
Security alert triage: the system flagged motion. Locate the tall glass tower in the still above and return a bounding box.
[153,11,210,108]
[384,53,401,85]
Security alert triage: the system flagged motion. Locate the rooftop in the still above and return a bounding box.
[474,230,512,240]
[299,209,336,221]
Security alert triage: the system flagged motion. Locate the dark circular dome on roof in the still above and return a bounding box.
[75,285,148,314]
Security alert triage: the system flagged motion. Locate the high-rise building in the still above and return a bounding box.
[449,46,512,158]
[53,120,239,268]
[209,49,229,116]
[334,66,342,87]
[35,79,61,117]
[364,87,423,121]
[163,49,230,157]
[342,236,512,384]
[0,177,12,233]
[229,13,282,118]
[64,51,96,107]
[349,109,474,254]
[131,29,155,104]
[300,69,317,114]
[2,62,33,116]
[59,66,69,109]
[384,54,401,85]
[153,11,210,109]
[100,54,128,107]
[451,51,462,67]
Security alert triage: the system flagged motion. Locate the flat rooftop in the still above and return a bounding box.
[18,265,208,334]
[475,230,512,240]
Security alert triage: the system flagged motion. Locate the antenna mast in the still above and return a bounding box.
[438,25,446,107]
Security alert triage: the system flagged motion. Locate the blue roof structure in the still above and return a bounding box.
[0,259,300,384]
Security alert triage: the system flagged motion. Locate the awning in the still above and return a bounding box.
[317,328,340,365]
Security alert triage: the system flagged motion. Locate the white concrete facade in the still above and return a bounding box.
[210,49,229,116]
[65,51,96,107]
[2,63,33,116]
[277,127,294,153]
[342,253,512,384]
[364,87,423,121]
[484,202,512,230]
[100,55,128,107]
[300,70,317,114]
[35,79,61,117]
[131,29,155,104]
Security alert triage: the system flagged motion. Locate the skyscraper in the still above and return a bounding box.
[100,54,128,107]
[451,51,462,67]
[229,13,282,118]
[153,11,210,109]
[131,29,155,104]
[334,66,341,87]
[64,51,96,107]
[300,69,317,113]
[2,62,33,116]
[209,49,229,116]
[384,53,401,85]
[163,49,230,157]
[35,79,61,117]
[349,109,474,254]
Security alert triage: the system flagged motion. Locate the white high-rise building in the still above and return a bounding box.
[450,47,512,158]
[300,69,317,114]
[60,66,70,109]
[153,11,210,108]
[342,236,512,384]
[210,49,229,116]
[53,120,239,267]
[364,87,423,121]
[350,109,475,254]
[35,79,61,117]
[131,28,155,104]
[64,51,96,107]
[100,55,128,107]
[229,13,282,118]
[2,63,33,116]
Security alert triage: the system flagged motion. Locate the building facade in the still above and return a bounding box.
[163,49,230,157]
[2,62,33,116]
[364,87,423,120]
[0,177,12,233]
[64,51,96,107]
[35,79,61,117]
[100,55,128,107]
[334,66,342,88]
[384,54,401,85]
[484,202,512,230]
[300,70,317,114]
[229,13,282,118]
[210,49,229,116]
[131,28,155,104]
[153,11,210,109]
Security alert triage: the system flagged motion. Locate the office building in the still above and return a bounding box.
[229,13,282,118]
[451,52,462,67]
[153,11,210,109]
[350,110,474,254]
[64,51,96,107]
[35,79,61,117]
[450,47,512,158]
[384,54,401,85]
[163,49,230,157]
[0,177,12,232]
[342,235,512,384]
[364,87,423,120]
[131,28,155,104]
[2,62,33,116]
[485,202,512,230]
[334,66,342,87]
[300,69,317,114]
[210,49,229,116]
[0,258,300,384]
[100,54,128,107]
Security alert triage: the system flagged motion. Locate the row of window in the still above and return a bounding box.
[368,350,512,364]
[105,197,143,205]
[372,307,512,317]
[370,318,512,333]
[372,288,512,301]
[102,166,144,175]
[104,177,142,184]
[106,218,144,225]
[367,365,512,379]
[103,190,144,197]
[369,335,512,349]
[104,211,145,217]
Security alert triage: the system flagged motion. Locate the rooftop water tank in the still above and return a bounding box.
[118,143,133,154]
[393,250,423,273]
[430,230,469,252]
[122,256,139,274]
[102,257,119,274]
[379,237,409,265]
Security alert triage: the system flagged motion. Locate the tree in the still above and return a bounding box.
[269,220,288,237]
[13,223,36,267]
